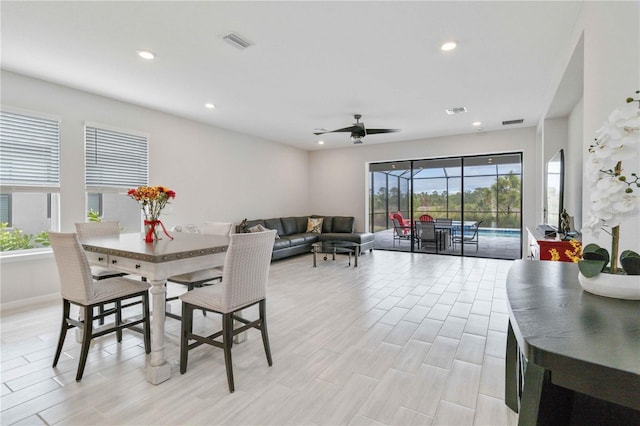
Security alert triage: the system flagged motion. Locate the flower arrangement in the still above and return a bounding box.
[580,92,640,277]
[128,185,176,242]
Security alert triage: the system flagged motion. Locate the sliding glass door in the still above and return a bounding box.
[369,153,522,259]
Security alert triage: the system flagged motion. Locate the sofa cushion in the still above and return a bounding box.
[295,216,308,234]
[281,217,298,235]
[264,218,285,237]
[306,217,323,233]
[322,216,334,233]
[273,238,291,250]
[318,232,374,244]
[301,233,320,243]
[332,216,355,233]
[283,234,307,246]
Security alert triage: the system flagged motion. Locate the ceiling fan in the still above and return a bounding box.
[313,114,399,144]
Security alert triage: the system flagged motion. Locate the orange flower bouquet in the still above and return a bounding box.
[128,185,176,242]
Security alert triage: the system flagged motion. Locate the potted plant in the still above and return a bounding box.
[579,92,640,299]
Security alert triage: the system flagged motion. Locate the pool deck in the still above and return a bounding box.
[373,228,522,260]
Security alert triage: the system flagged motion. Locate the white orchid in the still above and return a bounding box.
[583,96,639,239]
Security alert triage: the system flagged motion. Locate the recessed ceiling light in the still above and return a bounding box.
[317,140,325,145]
[441,41,457,51]
[136,49,156,60]
[472,121,482,126]
[204,103,216,109]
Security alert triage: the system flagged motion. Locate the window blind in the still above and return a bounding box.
[85,126,148,188]
[0,110,60,188]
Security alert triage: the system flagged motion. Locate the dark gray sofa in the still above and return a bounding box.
[238,215,375,260]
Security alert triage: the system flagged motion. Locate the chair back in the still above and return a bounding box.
[417,222,436,240]
[75,221,120,240]
[392,218,405,237]
[172,224,201,233]
[419,214,434,223]
[49,232,95,304]
[393,212,406,223]
[219,230,276,311]
[435,218,452,225]
[469,221,482,237]
[202,221,233,236]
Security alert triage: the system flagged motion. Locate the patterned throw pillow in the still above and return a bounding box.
[306,217,323,234]
[248,223,279,239]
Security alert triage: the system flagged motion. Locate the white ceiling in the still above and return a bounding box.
[1,1,583,151]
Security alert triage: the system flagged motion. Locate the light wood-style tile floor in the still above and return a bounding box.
[1,250,518,425]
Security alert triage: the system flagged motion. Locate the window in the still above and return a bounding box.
[84,124,148,232]
[0,109,60,251]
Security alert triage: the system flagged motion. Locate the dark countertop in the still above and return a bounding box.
[506,260,640,409]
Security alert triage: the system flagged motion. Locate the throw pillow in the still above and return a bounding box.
[248,223,280,239]
[306,217,323,234]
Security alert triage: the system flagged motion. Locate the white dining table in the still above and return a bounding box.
[81,232,229,385]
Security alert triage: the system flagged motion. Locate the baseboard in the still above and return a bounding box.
[0,293,59,315]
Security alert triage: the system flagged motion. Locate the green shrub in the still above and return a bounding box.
[0,222,50,251]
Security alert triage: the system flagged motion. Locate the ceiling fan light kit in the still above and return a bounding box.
[313,114,399,144]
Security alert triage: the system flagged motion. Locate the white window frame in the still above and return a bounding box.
[0,106,61,258]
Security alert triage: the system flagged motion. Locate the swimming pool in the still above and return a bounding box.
[477,228,521,238]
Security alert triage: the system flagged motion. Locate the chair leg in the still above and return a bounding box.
[223,313,235,392]
[180,302,193,374]
[115,300,123,342]
[259,300,273,367]
[53,300,70,367]
[98,304,105,326]
[142,292,151,354]
[76,305,94,381]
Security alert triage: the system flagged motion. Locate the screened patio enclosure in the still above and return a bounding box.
[369,153,522,260]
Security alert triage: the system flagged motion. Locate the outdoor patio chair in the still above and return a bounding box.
[49,232,151,381]
[392,218,412,246]
[416,221,440,253]
[393,212,412,227]
[419,214,434,222]
[435,217,453,244]
[453,220,482,252]
[179,230,276,392]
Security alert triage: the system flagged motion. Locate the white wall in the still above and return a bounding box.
[566,97,583,231]
[308,127,537,242]
[0,70,310,308]
[541,117,569,226]
[581,1,640,252]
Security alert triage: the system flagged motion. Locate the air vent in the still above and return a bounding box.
[502,119,524,125]
[221,32,253,50]
[445,106,467,115]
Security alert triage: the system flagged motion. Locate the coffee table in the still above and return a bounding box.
[312,241,360,267]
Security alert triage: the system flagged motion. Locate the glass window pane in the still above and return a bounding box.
[1,192,58,251]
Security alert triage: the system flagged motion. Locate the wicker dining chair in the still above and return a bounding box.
[75,221,127,280]
[49,232,151,381]
[76,221,131,325]
[179,230,276,392]
[166,222,232,320]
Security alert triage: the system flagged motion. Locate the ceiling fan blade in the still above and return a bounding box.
[313,125,361,135]
[365,128,400,135]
